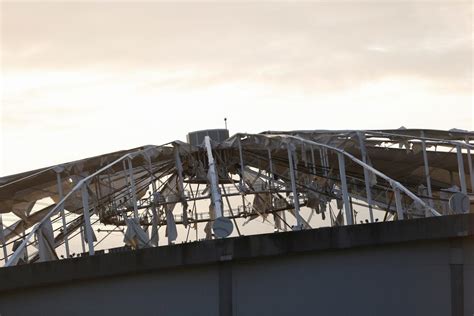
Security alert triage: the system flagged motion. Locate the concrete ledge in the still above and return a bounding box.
[0,213,473,293]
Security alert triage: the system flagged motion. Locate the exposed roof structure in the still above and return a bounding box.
[0,128,473,267]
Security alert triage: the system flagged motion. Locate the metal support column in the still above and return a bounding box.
[393,187,405,220]
[301,142,308,169]
[357,132,375,223]
[320,148,329,177]
[466,138,474,194]
[81,183,95,256]
[456,145,468,194]
[80,226,86,254]
[421,132,434,207]
[319,149,324,176]
[146,156,159,246]
[175,148,188,225]
[126,158,139,219]
[337,153,353,225]
[205,136,223,218]
[267,148,274,190]
[287,145,302,229]
[56,172,70,258]
[0,214,8,263]
[238,137,246,213]
[221,184,242,237]
[175,149,186,198]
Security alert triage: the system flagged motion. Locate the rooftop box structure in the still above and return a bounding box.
[186,129,229,146]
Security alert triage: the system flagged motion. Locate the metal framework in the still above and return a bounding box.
[0,128,473,267]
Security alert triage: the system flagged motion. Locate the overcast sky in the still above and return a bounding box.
[1,1,472,176]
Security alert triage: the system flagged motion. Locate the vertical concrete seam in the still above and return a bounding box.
[218,262,233,316]
[450,239,464,316]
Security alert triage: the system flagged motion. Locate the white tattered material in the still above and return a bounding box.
[124,218,150,249]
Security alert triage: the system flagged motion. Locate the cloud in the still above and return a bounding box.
[1,1,472,93]
[1,1,472,176]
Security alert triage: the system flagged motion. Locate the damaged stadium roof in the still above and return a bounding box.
[0,128,473,267]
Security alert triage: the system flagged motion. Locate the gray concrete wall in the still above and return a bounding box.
[232,242,454,316]
[463,239,474,314]
[0,214,473,316]
[0,265,219,315]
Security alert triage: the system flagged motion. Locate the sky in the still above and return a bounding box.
[1,0,473,176]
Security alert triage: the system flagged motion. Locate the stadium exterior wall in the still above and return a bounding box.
[0,214,473,316]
